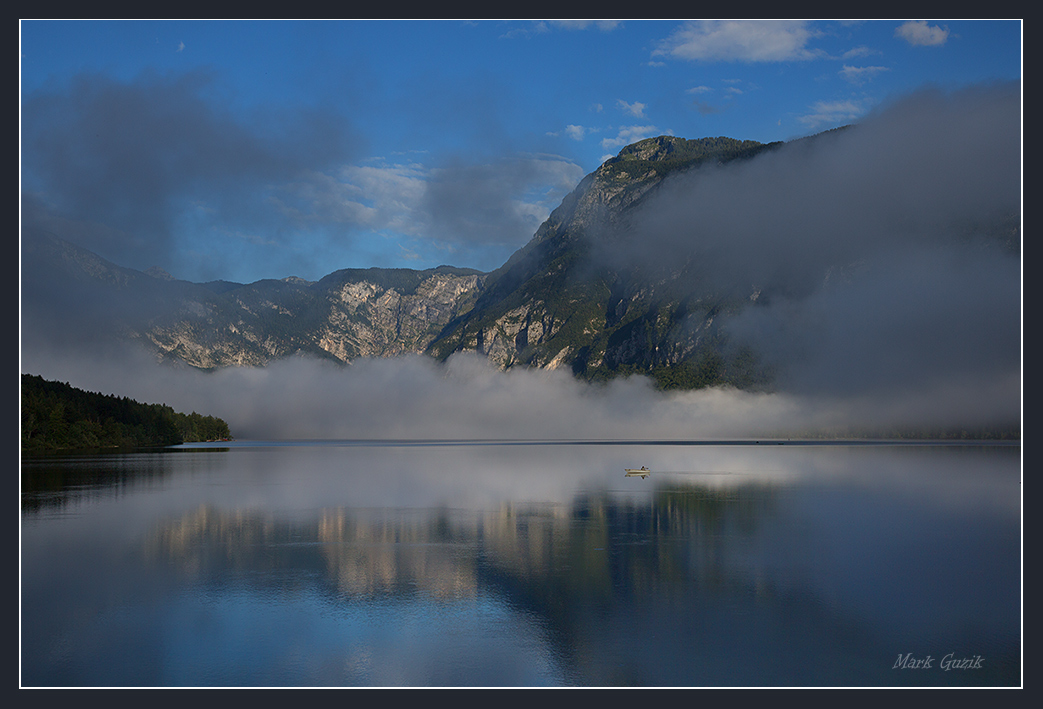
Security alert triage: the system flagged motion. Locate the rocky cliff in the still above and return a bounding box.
[22,135,787,386]
[22,229,486,369]
[425,135,781,388]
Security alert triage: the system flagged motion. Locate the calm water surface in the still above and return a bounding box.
[21,440,1021,687]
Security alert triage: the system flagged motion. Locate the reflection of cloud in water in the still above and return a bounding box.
[130,444,1019,604]
[24,442,1019,686]
[133,443,1018,685]
[24,441,1020,520]
[142,483,784,643]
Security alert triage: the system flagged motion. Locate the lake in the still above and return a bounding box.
[20,440,1021,687]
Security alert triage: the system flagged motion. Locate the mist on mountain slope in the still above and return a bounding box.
[589,83,1020,402]
[20,83,1021,440]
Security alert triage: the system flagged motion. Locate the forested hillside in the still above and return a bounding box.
[21,374,231,452]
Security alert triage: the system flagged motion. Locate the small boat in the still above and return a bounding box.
[624,466,650,479]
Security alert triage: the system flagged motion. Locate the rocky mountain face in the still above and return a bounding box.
[22,229,486,369]
[425,135,783,388]
[19,134,819,387]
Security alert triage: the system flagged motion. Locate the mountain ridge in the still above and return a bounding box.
[17,132,823,385]
[23,127,1015,390]
[423,134,786,387]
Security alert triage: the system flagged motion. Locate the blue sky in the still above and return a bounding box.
[19,19,1022,284]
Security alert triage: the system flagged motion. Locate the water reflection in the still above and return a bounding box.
[139,481,779,606]
[21,442,1020,686]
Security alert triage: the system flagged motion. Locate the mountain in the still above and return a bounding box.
[21,129,1018,391]
[425,135,784,388]
[22,135,782,382]
[22,227,487,369]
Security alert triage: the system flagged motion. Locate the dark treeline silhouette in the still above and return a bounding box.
[21,374,231,452]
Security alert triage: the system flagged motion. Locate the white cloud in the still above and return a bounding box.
[617,99,647,117]
[548,124,599,141]
[797,98,870,129]
[686,85,713,94]
[894,21,949,47]
[270,163,412,235]
[600,125,664,151]
[654,20,820,62]
[565,124,587,141]
[277,153,586,263]
[341,163,430,231]
[839,65,890,85]
[842,45,876,59]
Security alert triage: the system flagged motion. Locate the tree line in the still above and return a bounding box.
[21,374,232,452]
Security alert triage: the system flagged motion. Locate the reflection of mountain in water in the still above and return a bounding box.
[21,443,1022,686]
[140,483,794,684]
[143,484,777,595]
[25,450,1020,686]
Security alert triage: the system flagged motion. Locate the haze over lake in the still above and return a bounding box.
[20,19,1022,688]
[21,440,1021,687]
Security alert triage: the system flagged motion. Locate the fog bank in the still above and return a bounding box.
[22,348,1018,440]
[592,83,1020,402]
[20,83,1021,440]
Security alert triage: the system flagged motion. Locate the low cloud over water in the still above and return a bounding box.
[21,83,1021,440]
[23,348,1019,441]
